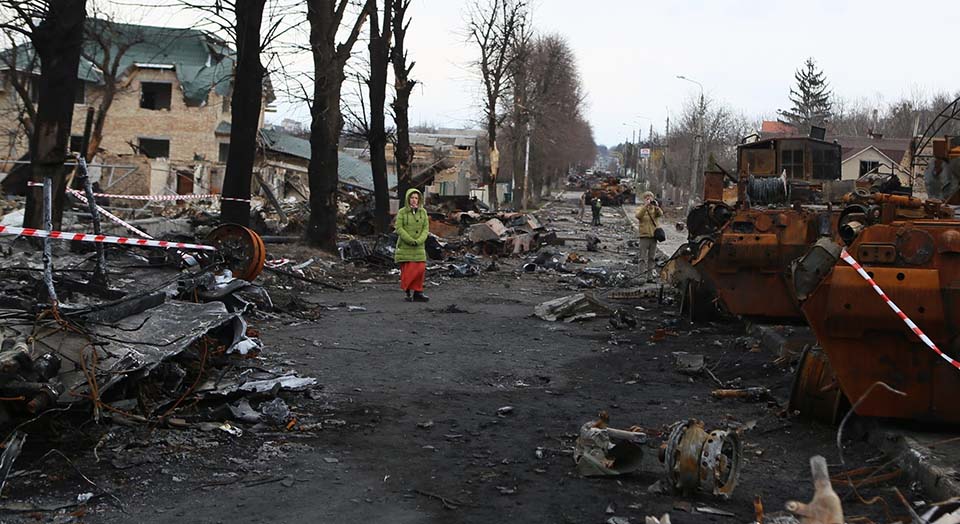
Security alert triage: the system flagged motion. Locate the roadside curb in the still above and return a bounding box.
[869,428,960,501]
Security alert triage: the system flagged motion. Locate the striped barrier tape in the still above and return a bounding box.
[27,182,250,203]
[0,224,216,251]
[67,189,200,266]
[88,192,250,203]
[67,188,153,238]
[840,248,960,371]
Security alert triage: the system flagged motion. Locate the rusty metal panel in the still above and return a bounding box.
[857,243,896,264]
[800,217,960,423]
[686,208,838,320]
[741,149,776,175]
[703,172,724,201]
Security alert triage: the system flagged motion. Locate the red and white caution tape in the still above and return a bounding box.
[67,188,153,238]
[88,192,250,203]
[840,248,960,371]
[27,183,250,203]
[264,258,291,269]
[0,224,215,251]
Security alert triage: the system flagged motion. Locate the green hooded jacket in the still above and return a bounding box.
[394,188,430,263]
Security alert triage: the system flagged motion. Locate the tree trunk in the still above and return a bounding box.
[367,0,392,234]
[306,59,342,250]
[24,0,87,230]
[306,0,369,251]
[221,0,267,226]
[391,0,414,202]
[486,111,499,211]
[511,81,526,210]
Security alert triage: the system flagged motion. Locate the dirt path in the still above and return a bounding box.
[5,193,912,524]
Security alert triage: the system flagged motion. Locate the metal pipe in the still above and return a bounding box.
[77,156,108,285]
[41,177,58,305]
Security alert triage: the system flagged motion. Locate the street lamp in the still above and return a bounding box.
[677,75,705,210]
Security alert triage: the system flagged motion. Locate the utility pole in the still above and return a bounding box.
[677,75,704,211]
[663,115,669,200]
[634,126,641,184]
[522,118,531,210]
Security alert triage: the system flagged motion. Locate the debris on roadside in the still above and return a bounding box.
[574,411,647,477]
[673,353,705,374]
[785,456,843,524]
[660,419,742,498]
[644,514,671,524]
[711,387,772,402]
[534,292,613,322]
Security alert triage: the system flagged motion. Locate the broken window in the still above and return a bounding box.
[221,94,231,113]
[811,145,839,179]
[219,142,230,163]
[140,82,172,110]
[138,137,170,158]
[859,160,881,176]
[781,148,803,178]
[74,82,85,104]
[69,135,84,153]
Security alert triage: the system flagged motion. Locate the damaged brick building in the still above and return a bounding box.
[0,19,272,197]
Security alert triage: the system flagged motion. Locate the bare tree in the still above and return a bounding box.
[80,9,147,161]
[506,20,530,208]
[305,0,371,250]
[466,0,527,210]
[665,95,750,200]
[0,0,87,229]
[366,0,391,233]
[829,91,960,139]
[390,0,414,201]
[177,0,295,226]
[503,34,594,205]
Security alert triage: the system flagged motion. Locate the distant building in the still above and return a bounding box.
[279,118,305,135]
[833,134,911,182]
[255,125,395,201]
[385,129,486,197]
[759,120,800,139]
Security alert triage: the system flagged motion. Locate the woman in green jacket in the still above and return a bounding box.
[395,188,430,302]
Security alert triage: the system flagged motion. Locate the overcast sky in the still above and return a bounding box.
[117,0,960,147]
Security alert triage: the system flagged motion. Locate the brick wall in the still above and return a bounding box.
[0,68,231,164]
[75,68,230,163]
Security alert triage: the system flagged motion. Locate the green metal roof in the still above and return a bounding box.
[258,127,396,191]
[0,19,236,105]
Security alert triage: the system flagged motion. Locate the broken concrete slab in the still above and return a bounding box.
[467,218,507,243]
[534,293,613,322]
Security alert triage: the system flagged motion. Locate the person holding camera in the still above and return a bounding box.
[635,191,663,282]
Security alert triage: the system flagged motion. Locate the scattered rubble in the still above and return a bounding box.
[534,292,613,322]
[573,412,646,477]
[661,419,742,498]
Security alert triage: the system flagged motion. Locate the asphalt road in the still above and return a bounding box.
[5,192,914,524]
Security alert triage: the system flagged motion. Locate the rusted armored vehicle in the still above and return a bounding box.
[791,98,960,424]
[668,133,848,321]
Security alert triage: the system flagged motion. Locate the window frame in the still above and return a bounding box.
[859,160,882,176]
[138,137,171,159]
[780,148,804,178]
[140,81,173,111]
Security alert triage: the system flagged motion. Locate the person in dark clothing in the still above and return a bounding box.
[590,196,602,226]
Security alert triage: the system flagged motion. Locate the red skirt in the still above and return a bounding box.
[399,261,426,292]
